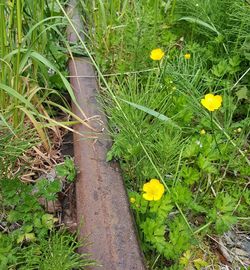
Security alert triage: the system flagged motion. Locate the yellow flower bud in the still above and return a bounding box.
[184,53,191,60]
[130,197,136,204]
[200,129,206,135]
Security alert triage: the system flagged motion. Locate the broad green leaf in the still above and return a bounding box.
[236,87,248,100]
[29,51,77,103]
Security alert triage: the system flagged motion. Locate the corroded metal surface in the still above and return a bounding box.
[67,1,145,269]
[69,58,145,270]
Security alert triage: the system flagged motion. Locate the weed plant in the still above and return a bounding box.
[0,130,95,269]
[82,0,250,268]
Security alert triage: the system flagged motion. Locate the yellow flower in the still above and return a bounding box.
[200,129,206,135]
[184,53,191,60]
[150,48,165,61]
[201,93,222,112]
[142,179,165,201]
[130,197,136,204]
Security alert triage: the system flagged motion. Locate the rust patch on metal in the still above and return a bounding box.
[69,58,145,270]
[67,2,145,269]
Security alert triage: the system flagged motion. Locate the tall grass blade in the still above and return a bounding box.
[96,0,107,29]
[20,107,50,151]
[119,98,180,129]
[0,83,36,111]
[178,16,220,35]
[0,113,16,135]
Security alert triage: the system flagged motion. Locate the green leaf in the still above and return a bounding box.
[229,56,241,67]
[211,60,228,77]
[193,258,208,269]
[197,155,217,174]
[180,166,200,185]
[183,141,200,158]
[24,233,36,242]
[165,216,193,259]
[36,179,61,201]
[178,17,220,35]
[179,250,192,266]
[236,87,248,100]
[215,194,237,212]
[242,36,250,60]
[171,185,193,205]
[119,98,180,129]
[149,195,173,220]
[56,157,77,182]
[23,225,33,233]
[42,214,56,230]
[17,234,25,244]
[215,214,237,234]
[0,83,37,111]
[140,218,166,244]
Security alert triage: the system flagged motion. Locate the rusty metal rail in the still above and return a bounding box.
[67,1,145,269]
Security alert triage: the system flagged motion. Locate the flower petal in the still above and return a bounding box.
[143,193,154,201]
[149,179,161,185]
[143,182,151,192]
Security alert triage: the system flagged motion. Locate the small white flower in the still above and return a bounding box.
[195,140,203,148]
[48,68,55,75]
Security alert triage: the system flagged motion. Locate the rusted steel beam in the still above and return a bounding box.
[67,2,145,269]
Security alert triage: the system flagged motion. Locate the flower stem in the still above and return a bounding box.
[210,112,222,156]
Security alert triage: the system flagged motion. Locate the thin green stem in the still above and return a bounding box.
[13,0,23,126]
[210,112,222,156]
[153,0,159,46]
[194,221,212,235]
[173,146,184,186]
[170,0,177,22]
[0,1,7,107]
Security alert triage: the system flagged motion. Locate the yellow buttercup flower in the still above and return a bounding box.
[130,197,136,204]
[201,93,222,112]
[200,129,206,135]
[142,179,165,201]
[184,53,191,60]
[150,48,165,61]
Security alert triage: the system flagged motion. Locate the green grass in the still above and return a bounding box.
[18,230,95,270]
[0,127,96,269]
[0,0,91,150]
[0,1,97,269]
[0,229,95,270]
[80,0,250,268]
